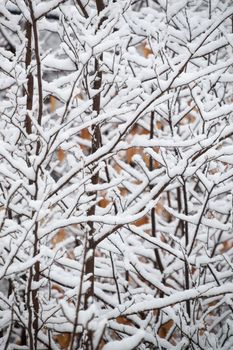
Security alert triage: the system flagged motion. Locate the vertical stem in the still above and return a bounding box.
[183,181,190,320]
[183,181,189,247]
[32,222,40,350]
[25,19,34,350]
[25,21,33,134]
[25,3,43,349]
[27,0,43,126]
[177,182,191,320]
[84,3,105,348]
[27,267,34,349]
[69,239,88,350]
[84,58,102,309]
[84,0,104,313]
[149,112,164,274]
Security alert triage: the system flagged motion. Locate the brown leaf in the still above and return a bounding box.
[116,316,132,325]
[57,148,65,162]
[143,46,153,58]
[126,147,140,164]
[50,95,56,113]
[52,229,66,246]
[158,320,174,338]
[54,333,71,349]
[51,284,64,298]
[137,42,153,58]
[99,198,109,208]
[156,121,163,130]
[81,128,91,140]
[133,215,149,227]
[220,240,233,253]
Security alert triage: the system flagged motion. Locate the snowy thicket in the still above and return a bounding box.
[0,0,233,349]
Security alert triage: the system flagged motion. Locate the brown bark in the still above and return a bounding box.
[25,21,33,135]
[84,0,105,310]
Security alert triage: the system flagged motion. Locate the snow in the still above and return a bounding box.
[1,0,233,348]
[35,0,65,19]
[105,284,233,318]
[102,330,145,350]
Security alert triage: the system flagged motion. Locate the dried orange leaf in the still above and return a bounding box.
[158,320,174,338]
[57,148,65,162]
[54,333,71,349]
[50,95,56,113]
[52,229,66,246]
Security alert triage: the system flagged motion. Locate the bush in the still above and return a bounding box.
[0,1,233,349]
